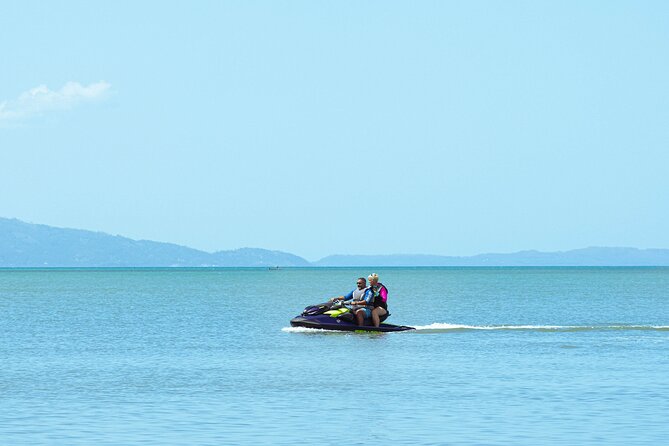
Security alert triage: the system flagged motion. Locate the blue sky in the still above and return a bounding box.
[1,1,668,260]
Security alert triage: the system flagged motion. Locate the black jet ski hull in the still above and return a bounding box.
[290,314,415,332]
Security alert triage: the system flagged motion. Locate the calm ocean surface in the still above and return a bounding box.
[1,267,668,445]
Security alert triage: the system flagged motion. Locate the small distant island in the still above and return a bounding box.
[1,217,668,267]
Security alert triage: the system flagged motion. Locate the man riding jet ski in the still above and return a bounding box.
[290,275,414,333]
[289,299,413,332]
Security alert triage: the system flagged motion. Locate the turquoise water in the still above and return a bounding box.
[1,267,668,445]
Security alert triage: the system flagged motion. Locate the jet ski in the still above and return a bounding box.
[290,300,415,333]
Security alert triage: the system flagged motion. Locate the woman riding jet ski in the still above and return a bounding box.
[290,275,414,333]
[289,299,413,332]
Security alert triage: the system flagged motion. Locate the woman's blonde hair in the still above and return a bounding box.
[368,273,379,282]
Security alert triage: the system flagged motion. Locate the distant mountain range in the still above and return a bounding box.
[314,249,669,266]
[1,217,669,267]
[0,218,308,267]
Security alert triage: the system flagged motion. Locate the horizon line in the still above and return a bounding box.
[2,216,668,262]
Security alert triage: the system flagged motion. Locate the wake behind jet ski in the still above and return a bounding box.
[290,300,414,333]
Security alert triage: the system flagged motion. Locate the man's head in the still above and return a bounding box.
[356,277,366,288]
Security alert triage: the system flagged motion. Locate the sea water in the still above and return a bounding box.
[1,267,668,445]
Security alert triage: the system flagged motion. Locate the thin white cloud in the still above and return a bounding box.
[0,81,111,121]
